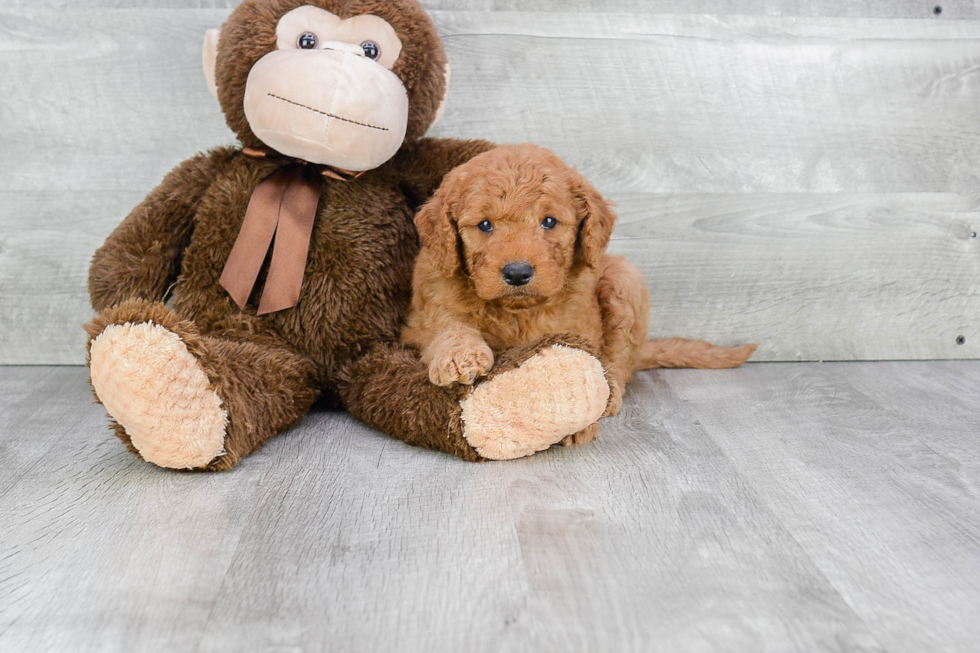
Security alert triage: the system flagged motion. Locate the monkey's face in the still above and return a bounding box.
[242,6,409,170]
[205,0,450,171]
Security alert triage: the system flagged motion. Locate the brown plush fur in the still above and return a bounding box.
[402,145,757,426]
[86,0,522,467]
[335,332,600,462]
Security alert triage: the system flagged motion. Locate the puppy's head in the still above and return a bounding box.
[415,144,616,308]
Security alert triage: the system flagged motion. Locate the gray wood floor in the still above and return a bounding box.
[1,362,979,652]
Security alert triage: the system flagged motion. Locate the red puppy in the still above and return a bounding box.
[402,144,756,445]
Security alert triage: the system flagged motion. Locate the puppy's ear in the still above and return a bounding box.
[415,188,461,278]
[573,170,617,269]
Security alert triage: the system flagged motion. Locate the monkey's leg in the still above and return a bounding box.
[85,300,319,471]
[336,335,610,461]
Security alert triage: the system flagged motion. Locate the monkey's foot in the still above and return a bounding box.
[460,345,610,460]
[89,321,228,469]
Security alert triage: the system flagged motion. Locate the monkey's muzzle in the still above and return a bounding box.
[244,48,409,171]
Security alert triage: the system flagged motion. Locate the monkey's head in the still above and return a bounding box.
[203,0,450,172]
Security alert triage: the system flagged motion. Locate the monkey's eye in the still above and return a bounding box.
[298,32,319,49]
[477,220,494,233]
[360,41,381,60]
[542,217,558,230]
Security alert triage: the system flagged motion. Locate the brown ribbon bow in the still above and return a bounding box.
[219,147,365,315]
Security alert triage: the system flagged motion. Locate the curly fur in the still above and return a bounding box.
[402,144,757,416]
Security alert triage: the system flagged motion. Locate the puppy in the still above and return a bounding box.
[402,144,756,445]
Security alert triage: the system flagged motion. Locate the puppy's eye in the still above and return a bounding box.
[477,220,494,233]
[298,32,319,49]
[542,217,558,230]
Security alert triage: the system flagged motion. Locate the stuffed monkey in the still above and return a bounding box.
[85,0,611,470]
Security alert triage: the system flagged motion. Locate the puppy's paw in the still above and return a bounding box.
[429,344,495,386]
[560,422,599,447]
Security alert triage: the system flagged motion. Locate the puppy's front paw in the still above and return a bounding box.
[429,344,494,386]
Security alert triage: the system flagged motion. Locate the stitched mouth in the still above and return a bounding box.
[267,94,389,132]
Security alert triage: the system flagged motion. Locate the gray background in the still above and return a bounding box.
[1,0,978,363]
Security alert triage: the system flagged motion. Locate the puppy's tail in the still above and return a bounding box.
[636,339,757,370]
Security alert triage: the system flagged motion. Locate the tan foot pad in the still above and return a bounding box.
[460,345,610,460]
[89,322,228,469]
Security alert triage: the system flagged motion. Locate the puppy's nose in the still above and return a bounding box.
[502,262,535,287]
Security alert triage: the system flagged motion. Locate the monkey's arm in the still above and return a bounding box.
[89,146,237,312]
[393,137,495,204]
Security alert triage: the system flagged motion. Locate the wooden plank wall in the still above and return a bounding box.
[1,1,978,364]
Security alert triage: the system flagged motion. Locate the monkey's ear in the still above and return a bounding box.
[415,189,461,278]
[573,170,617,269]
[431,63,452,128]
[202,29,221,99]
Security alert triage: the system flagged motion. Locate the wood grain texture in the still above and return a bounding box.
[660,363,980,653]
[0,371,280,652]
[612,193,980,361]
[0,191,146,365]
[10,1,980,19]
[193,392,881,653]
[0,366,91,501]
[2,5,979,363]
[3,363,980,651]
[433,13,980,194]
